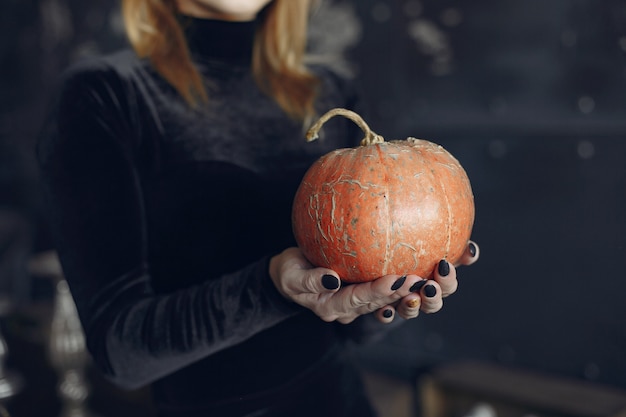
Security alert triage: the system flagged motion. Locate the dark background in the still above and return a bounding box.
[349,0,626,391]
[1,0,625,415]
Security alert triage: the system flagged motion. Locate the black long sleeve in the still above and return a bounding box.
[39,67,304,389]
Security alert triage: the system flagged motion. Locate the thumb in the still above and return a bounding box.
[297,268,341,294]
[456,240,480,266]
[320,273,341,292]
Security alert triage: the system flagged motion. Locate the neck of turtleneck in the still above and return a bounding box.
[178,15,257,67]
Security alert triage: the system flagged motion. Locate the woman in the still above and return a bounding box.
[37,0,479,416]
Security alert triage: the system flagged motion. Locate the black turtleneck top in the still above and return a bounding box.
[38,16,380,417]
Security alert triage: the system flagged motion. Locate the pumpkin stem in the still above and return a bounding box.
[306,108,385,146]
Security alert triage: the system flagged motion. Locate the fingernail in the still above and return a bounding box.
[322,275,340,290]
[424,284,437,298]
[469,242,477,257]
[382,309,393,318]
[391,275,407,291]
[407,298,421,309]
[410,280,427,293]
[438,259,450,277]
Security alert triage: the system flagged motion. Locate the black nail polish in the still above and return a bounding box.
[424,284,437,298]
[410,280,427,292]
[383,309,393,318]
[438,260,450,277]
[469,242,477,257]
[322,275,340,290]
[391,275,407,291]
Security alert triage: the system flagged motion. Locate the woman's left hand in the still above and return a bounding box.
[376,240,480,323]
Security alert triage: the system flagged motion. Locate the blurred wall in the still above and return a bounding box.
[1,0,126,252]
[1,1,625,414]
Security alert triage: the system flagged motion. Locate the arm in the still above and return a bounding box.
[38,65,301,390]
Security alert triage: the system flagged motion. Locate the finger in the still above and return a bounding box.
[288,268,341,295]
[433,259,458,297]
[326,274,421,320]
[419,280,444,314]
[396,294,421,320]
[456,240,480,266]
[375,306,396,324]
[345,274,407,311]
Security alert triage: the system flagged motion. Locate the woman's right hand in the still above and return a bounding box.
[269,247,431,324]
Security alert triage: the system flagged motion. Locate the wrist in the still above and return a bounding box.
[268,252,287,298]
[268,253,280,284]
[259,256,303,315]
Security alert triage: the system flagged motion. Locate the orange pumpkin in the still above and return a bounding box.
[292,108,475,283]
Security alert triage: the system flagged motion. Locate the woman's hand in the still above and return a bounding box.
[269,241,479,325]
[388,241,480,323]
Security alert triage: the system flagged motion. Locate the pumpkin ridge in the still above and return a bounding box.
[374,143,392,277]
[430,150,453,261]
[318,154,336,268]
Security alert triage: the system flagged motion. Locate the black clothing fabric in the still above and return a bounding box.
[38,16,381,417]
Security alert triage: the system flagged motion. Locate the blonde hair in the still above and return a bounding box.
[122,0,319,121]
